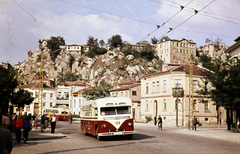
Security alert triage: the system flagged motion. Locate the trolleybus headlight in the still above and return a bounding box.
[103,124,107,128]
[128,123,132,127]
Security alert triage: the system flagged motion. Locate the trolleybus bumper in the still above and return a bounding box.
[98,131,137,136]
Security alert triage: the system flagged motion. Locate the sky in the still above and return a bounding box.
[1,0,240,65]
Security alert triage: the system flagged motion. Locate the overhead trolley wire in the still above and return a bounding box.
[139,0,193,42]
[151,0,240,25]
[12,0,56,35]
[158,0,216,40]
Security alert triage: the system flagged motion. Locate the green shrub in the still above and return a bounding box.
[145,115,152,123]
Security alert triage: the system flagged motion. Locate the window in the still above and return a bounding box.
[163,99,166,110]
[101,107,116,115]
[121,92,123,96]
[50,93,53,99]
[43,102,46,106]
[43,93,46,99]
[58,92,61,97]
[193,80,197,92]
[79,99,81,107]
[193,100,197,110]
[116,106,131,114]
[74,99,76,108]
[157,81,160,93]
[64,92,69,99]
[35,92,38,98]
[132,91,137,96]
[175,80,182,87]
[152,82,155,93]
[205,102,209,110]
[146,103,149,110]
[146,83,149,94]
[50,102,53,107]
[163,80,166,92]
[125,92,128,97]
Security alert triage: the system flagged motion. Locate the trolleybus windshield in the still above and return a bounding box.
[100,106,131,115]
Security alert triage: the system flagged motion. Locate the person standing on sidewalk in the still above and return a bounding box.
[0,127,13,154]
[13,115,23,143]
[194,116,197,131]
[1,114,11,130]
[158,115,162,130]
[50,114,58,133]
[154,115,157,125]
[23,116,32,143]
[41,115,45,132]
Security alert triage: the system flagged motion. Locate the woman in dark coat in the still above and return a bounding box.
[23,116,32,143]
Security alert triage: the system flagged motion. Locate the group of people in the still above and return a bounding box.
[41,114,58,134]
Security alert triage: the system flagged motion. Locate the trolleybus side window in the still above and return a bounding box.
[116,106,131,114]
[101,107,116,115]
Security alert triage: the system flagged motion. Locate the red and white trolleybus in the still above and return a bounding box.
[80,97,136,140]
[43,107,69,121]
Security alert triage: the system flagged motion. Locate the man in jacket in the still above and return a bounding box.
[0,127,13,154]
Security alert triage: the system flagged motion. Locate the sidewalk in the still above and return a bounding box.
[136,122,240,142]
[11,127,66,141]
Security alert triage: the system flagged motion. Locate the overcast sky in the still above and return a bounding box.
[1,0,240,65]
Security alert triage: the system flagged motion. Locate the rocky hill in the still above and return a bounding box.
[16,41,161,86]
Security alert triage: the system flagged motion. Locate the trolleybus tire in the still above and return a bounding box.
[84,125,87,135]
[95,127,101,141]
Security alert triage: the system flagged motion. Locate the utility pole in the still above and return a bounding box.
[188,57,194,130]
[176,81,179,127]
[37,44,44,129]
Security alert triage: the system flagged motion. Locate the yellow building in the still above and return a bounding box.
[140,64,226,126]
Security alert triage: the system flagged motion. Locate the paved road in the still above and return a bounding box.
[11,121,240,154]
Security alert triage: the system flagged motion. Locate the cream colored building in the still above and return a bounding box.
[140,64,225,126]
[110,81,141,121]
[156,38,196,64]
[16,82,56,115]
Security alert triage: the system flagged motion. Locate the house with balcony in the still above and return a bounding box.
[110,81,141,121]
[140,64,225,126]
[56,80,87,113]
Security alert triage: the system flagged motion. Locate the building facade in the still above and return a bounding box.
[140,64,225,126]
[110,81,141,121]
[156,38,196,64]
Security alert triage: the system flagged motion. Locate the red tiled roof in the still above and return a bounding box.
[141,64,206,78]
[59,81,86,86]
[16,83,54,89]
[74,86,93,94]
[33,77,50,81]
[110,83,140,92]
[119,80,140,85]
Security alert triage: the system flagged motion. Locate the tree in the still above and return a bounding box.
[159,36,170,43]
[199,54,216,71]
[139,45,155,61]
[198,56,240,130]
[11,89,34,112]
[57,71,80,83]
[0,65,18,115]
[46,36,66,62]
[108,34,123,49]
[151,36,159,44]
[87,36,99,48]
[82,84,111,100]
[99,39,105,48]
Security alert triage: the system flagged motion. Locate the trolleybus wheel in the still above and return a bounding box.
[84,125,87,135]
[96,127,101,141]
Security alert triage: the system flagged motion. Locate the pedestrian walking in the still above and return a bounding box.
[23,116,32,143]
[0,127,13,154]
[154,115,157,125]
[68,113,73,124]
[157,115,162,130]
[32,113,36,127]
[50,114,58,133]
[194,116,197,131]
[41,115,45,132]
[13,115,23,142]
